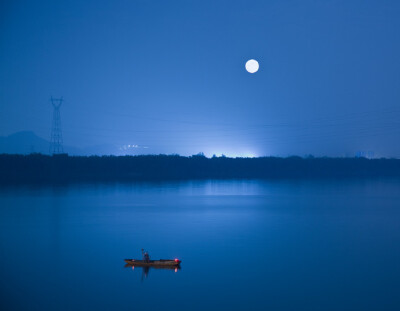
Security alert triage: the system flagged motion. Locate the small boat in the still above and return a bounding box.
[124,263,180,271]
[124,258,181,267]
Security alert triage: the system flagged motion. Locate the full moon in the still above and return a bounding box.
[245,59,259,73]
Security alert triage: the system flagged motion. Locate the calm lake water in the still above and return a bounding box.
[1,179,400,310]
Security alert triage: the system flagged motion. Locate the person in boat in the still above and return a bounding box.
[141,248,150,263]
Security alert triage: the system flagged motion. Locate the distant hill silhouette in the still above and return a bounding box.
[0,131,84,155]
[0,131,50,154]
[1,154,400,185]
[0,131,144,156]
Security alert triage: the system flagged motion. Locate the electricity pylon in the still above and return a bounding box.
[49,96,64,154]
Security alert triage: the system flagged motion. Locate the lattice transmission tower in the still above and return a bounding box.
[49,96,64,154]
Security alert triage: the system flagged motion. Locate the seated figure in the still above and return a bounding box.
[141,248,150,262]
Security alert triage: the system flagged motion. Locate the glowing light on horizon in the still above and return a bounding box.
[119,144,148,151]
[208,152,259,158]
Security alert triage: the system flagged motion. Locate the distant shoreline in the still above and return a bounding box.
[1,153,400,185]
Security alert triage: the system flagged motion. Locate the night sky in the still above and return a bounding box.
[1,0,400,157]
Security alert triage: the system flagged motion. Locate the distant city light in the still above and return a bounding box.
[119,144,148,151]
[209,152,258,158]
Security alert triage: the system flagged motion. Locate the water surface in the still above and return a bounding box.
[1,180,400,310]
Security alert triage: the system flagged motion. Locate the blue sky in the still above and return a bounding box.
[1,0,400,157]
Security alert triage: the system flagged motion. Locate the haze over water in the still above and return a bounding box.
[1,179,400,310]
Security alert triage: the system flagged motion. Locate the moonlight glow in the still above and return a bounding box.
[245,59,259,73]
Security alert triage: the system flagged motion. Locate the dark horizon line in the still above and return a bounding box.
[1,153,400,185]
[0,152,394,160]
